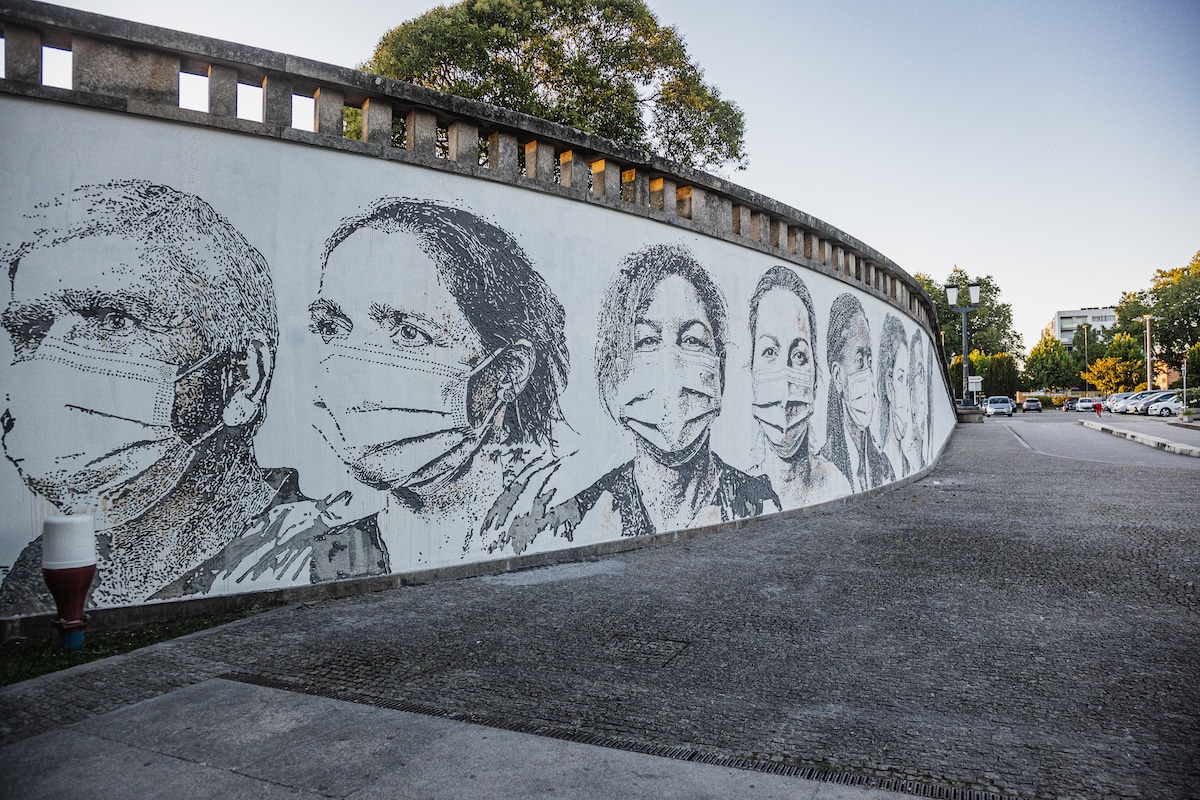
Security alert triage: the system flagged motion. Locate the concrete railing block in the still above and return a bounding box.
[362,98,392,146]
[72,36,179,106]
[314,86,343,136]
[448,121,479,165]
[488,130,518,174]
[732,204,751,236]
[590,159,621,198]
[263,74,292,127]
[621,168,648,205]
[208,64,237,117]
[406,108,437,155]
[3,24,41,84]
[750,211,769,245]
[525,139,556,182]
[558,149,590,189]
[649,177,677,214]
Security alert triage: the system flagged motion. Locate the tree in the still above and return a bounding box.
[984,353,1019,398]
[948,354,963,400]
[1023,334,1076,391]
[913,267,1022,361]
[1081,332,1146,394]
[1147,250,1200,371]
[363,0,747,171]
[1070,322,1103,392]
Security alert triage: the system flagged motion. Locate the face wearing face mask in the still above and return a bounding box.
[752,364,815,458]
[889,364,911,442]
[844,366,876,431]
[2,336,220,528]
[617,346,720,458]
[314,341,502,494]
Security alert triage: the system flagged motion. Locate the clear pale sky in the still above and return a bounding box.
[36,0,1200,353]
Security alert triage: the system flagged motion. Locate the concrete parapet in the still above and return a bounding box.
[3,23,42,83]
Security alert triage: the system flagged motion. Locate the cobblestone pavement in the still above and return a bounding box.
[3,423,1199,799]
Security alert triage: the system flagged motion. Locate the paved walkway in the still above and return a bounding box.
[2,423,1198,799]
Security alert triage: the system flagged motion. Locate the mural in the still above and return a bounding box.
[0,97,955,615]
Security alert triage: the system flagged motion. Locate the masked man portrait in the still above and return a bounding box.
[877,313,914,478]
[818,293,895,492]
[0,180,387,615]
[309,198,570,562]
[549,243,778,541]
[747,266,850,507]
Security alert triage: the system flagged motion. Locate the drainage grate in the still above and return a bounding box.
[221,671,1012,800]
[598,634,690,668]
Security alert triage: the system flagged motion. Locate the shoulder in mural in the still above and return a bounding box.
[0,165,951,616]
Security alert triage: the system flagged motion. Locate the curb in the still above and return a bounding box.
[1079,420,1200,458]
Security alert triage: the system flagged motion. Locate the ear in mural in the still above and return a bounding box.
[747,266,851,506]
[878,314,913,477]
[551,243,780,540]
[907,330,932,471]
[310,198,570,558]
[819,293,895,492]
[0,180,387,617]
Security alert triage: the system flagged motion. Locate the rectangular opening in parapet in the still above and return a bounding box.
[0,37,6,79]
[236,83,263,122]
[291,94,315,132]
[178,72,208,113]
[41,45,72,89]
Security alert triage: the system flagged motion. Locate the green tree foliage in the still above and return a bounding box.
[1070,322,1104,391]
[948,354,963,400]
[363,0,747,171]
[1187,342,1200,386]
[1023,334,1076,391]
[983,353,1019,398]
[1081,332,1146,394]
[913,267,1022,361]
[1147,250,1200,370]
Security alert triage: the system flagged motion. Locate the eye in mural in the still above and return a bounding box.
[819,293,895,492]
[878,314,913,477]
[747,266,851,505]
[0,180,387,617]
[551,243,779,540]
[907,330,932,471]
[310,198,570,558]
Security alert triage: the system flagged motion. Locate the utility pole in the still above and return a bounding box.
[1133,315,1163,390]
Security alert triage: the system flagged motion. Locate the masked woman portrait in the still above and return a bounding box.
[877,314,913,477]
[747,266,850,507]
[309,198,569,562]
[818,293,895,492]
[551,243,778,541]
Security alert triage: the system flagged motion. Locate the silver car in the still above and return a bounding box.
[1105,392,1136,411]
[1148,396,1183,416]
[1129,390,1178,415]
[1113,390,1163,414]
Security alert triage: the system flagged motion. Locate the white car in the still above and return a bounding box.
[1112,390,1162,413]
[1075,398,1099,412]
[1147,396,1183,417]
[984,396,1015,417]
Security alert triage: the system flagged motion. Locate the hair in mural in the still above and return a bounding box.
[750,266,819,375]
[820,293,894,492]
[0,180,386,615]
[877,314,912,477]
[908,329,932,470]
[311,198,570,557]
[549,243,777,540]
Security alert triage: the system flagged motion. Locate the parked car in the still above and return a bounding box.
[1075,397,1099,412]
[1129,390,1177,415]
[1061,398,1078,411]
[1105,392,1136,412]
[1148,396,1184,416]
[1112,390,1163,414]
[984,396,1015,417]
[1022,397,1043,412]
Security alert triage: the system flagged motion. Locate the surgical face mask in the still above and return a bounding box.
[314,341,501,494]
[617,346,720,457]
[844,366,876,430]
[752,363,815,457]
[2,336,219,528]
[890,371,911,441]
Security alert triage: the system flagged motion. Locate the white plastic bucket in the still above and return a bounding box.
[42,515,97,570]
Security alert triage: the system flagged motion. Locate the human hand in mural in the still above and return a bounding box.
[311,199,568,554]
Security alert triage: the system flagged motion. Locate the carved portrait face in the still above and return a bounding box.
[888,338,911,442]
[615,274,721,460]
[2,233,225,526]
[830,312,875,432]
[751,287,816,458]
[310,228,501,494]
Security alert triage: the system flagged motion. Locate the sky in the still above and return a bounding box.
[24,0,1200,354]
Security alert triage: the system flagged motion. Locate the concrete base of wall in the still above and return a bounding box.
[956,408,985,423]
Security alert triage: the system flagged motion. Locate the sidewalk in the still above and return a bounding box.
[1081,414,1200,457]
[2,423,1198,799]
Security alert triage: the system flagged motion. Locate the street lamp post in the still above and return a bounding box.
[1133,314,1164,390]
[947,282,981,404]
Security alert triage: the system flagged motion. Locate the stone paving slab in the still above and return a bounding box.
[2,423,1199,799]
